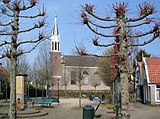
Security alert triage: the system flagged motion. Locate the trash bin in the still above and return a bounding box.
[83,105,94,119]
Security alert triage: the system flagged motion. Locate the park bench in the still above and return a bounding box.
[89,95,105,102]
[89,95,106,113]
[31,97,59,107]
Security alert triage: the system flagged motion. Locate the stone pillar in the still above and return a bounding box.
[16,74,28,110]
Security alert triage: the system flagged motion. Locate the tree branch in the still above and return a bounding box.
[126,18,151,27]
[18,12,45,18]
[2,0,14,11]
[17,32,46,46]
[18,19,45,34]
[127,24,159,38]
[0,54,6,59]
[82,4,116,21]
[127,32,159,47]
[86,23,118,38]
[89,19,117,29]
[19,0,38,11]
[1,10,13,17]
[126,14,150,22]
[20,40,43,54]
[127,2,155,22]
[0,41,11,47]
[0,32,12,35]
[92,39,117,47]
[88,12,116,21]
[0,21,13,26]
[79,51,120,58]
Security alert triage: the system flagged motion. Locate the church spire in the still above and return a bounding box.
[51,12,60,52]
[53,15,59,35]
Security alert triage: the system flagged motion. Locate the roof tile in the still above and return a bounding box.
[145,58,160,83]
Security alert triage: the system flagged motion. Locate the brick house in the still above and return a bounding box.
[50,15,110,92]
[135,57,160,104]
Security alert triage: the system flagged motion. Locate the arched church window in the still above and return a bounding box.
[52,42,54,50]
[71,71,76,85]
[58,42,59,51]
[93,72,101,86]
[82,71,89,85]
[55,42,57,50]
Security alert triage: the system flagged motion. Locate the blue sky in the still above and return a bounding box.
[28,0,160,63]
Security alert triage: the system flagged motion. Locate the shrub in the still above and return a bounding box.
[106,104,115,110]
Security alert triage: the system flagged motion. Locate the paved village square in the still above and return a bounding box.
[0,0,160,119]
[1,98,160,119]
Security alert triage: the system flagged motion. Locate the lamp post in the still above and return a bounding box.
[61,55,67,98]
[53,76,61,105]
[57,78,60,105]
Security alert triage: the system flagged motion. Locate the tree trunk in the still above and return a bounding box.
[116,13,130,119]
[79,84,82,108]
[95,86,97,95]
[9,58,17,119]
[120,72,130,119]
[46,83,48,97]
[115,77,121,119]
[112,82,114,104]
[64,85,67,98]
[28,83,30,98]
[5,80,8,102]
[35,87,37,97]
[42,88,44,97]
[9,9,19,119]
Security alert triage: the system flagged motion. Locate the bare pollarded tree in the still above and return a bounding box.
[17,54,30,74]
[90,71,101,95]
[0,0,47,118]
[33,41,53,97]
[80,2,160,119]
[67,55,87,108]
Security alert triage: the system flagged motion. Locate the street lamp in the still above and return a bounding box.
[61,55,67,98]
[53,76,61,105]
[57,78,60,105]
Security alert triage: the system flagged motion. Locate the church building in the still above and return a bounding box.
[50,15,110,92]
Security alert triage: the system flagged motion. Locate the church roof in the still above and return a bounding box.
[64,55,98,67]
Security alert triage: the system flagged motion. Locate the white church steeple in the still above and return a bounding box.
[51,14,60,52]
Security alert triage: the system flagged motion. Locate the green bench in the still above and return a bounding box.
[31,97,59,107]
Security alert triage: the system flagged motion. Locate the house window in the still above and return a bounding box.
[71,71,76,85]
[82,71,89,85]
[156,85,160,100]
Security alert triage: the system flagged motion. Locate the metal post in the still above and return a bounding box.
[58,79,60,105]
